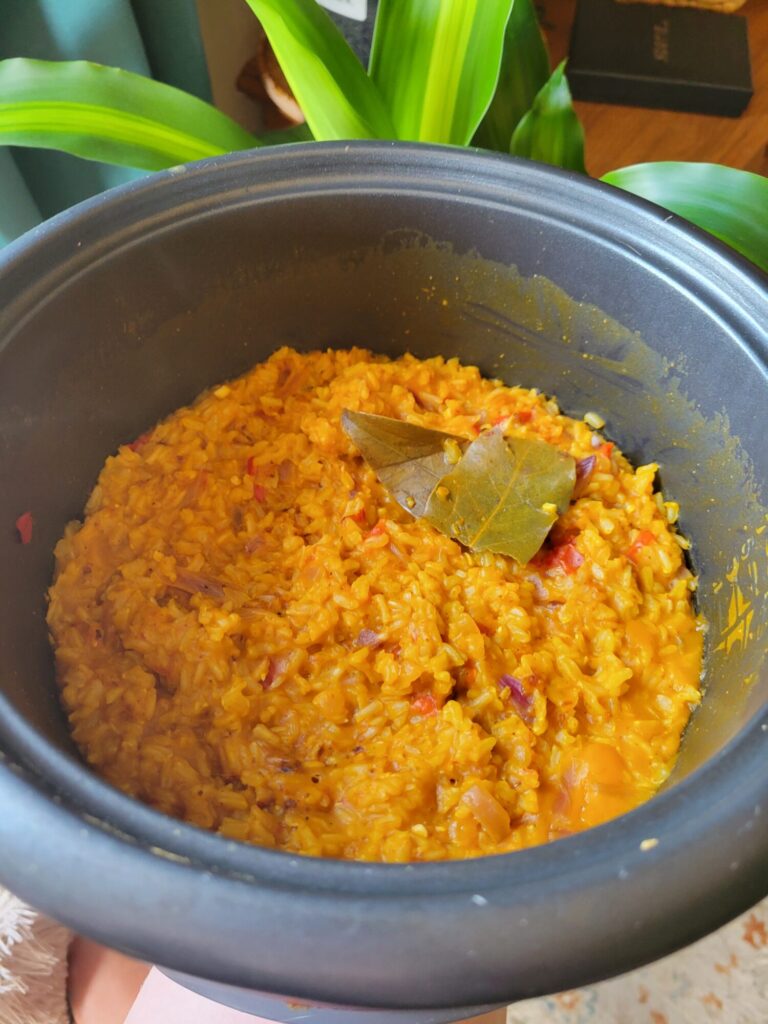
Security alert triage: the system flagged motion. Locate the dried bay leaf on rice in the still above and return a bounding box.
[341,410,467,517]
[342,412,575,562]
[425,428,575,562]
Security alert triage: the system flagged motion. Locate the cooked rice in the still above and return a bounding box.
[47,348,703,861]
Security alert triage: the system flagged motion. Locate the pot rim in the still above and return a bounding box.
[0,142,766,1008]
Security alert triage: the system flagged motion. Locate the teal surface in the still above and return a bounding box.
[0,149,41,246]
[0,0,211,236]
[129,0,212,100]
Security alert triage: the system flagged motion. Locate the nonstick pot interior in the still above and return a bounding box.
[0,144,766,1012]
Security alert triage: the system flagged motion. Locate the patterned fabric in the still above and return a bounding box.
[509,897,768,1024]
[0,888,70,1024]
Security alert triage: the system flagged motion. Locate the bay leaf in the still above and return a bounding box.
[341,410,467,517]
[423,427,576,562]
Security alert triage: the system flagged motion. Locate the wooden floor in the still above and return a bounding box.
[541,0,768,177]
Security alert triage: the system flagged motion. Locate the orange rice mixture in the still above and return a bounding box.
[47,348,703,861]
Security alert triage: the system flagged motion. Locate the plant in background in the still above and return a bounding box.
[0,0,765,270]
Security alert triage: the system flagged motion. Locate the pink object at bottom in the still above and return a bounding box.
[125,967,266,1023]
[68,940,507,1024]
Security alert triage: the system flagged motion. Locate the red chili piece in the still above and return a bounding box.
[15,511,33,545]
[253,483,267,502]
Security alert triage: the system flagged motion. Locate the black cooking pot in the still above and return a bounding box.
[0,144,766,1020]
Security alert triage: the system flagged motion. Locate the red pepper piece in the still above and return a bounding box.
[516,409,533,424]
[253,482,267,502]
[15,511,33,545]
[598,442,614,459]
[555,542,584,574]
[367,520,388,538]
[538,540,583,574]
[246,455,258,476]
[411,693,438,717]
[627,529,656,564]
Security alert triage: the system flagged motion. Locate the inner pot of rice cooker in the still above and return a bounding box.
[0,143,766,1019]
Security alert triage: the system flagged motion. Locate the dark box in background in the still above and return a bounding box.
[568,0,753,117]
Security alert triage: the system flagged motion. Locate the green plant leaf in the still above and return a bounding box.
[259,123,314,146]
[0,58,261,171]
[510,60,585,173]
[473,0,550,153]
[370,0,515,145]
[341,410,466,517]
[602,162,768,274]
[242,0,395,141]
[424,428,575,563]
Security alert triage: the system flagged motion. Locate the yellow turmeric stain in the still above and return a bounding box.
[716,582,753,655]
[713,529,766,661]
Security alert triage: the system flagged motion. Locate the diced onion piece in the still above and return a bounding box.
[355,629,383,648]
[574,456,596,497]
[462,784,511,841]
[170,569,225,600]
[499,674,534,722]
